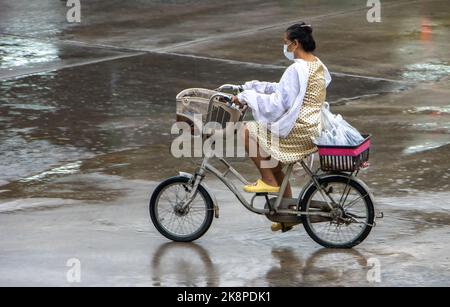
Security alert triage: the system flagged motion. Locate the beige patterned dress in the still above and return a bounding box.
[246,60,327,164]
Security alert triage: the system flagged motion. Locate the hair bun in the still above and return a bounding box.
[300,23,313,33]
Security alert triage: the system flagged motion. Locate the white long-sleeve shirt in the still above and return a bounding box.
[237,58,331,138]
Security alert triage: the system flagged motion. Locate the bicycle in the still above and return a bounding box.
[149,84,382,248]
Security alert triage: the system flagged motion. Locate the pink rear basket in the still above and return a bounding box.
[316,134,371,172]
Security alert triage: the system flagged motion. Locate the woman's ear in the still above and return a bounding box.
[295,39,303,52]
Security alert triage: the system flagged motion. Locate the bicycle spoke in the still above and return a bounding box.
[307,181,370,246]
[156,182,209,237]
[343,193,368,210]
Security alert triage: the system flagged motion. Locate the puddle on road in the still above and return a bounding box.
[410,122,450,133]
[402,62,450,82]
[406,105,450,115]
[0,198,82,213]
[2,103,57,111]
[18,161,82,183]
[151,242,374,287]
[377,192,450,216]
[403,140,450,155]
[0,36,59,70]
[0,172,133,205]
[0,135,93,185]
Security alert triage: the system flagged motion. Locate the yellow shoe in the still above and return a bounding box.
[243,179,280,193]
[271,222,297,233]
[271,223,284,232]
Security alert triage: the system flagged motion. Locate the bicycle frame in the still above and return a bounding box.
[181,153,338,219]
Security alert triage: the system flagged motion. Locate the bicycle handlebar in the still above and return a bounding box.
[216,84,244,94]
[210,92,244,111]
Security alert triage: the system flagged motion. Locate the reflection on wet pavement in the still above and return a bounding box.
[150,242,372,287]
[406,105,450,115]
[403,141,449,155]
[0,134,92,185]
[0,36,59,69]
[0,36,138,80]
[402,62,450,82]
[152,243,219,287]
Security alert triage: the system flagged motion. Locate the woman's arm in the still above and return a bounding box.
[242,80,278,94]
[237,65,300,124]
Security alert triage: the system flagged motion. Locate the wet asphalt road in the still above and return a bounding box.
[0,0,449,286]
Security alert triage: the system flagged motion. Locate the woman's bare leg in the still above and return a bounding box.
[273,163,292,198]
[243,127,278,187]
[244,126,296,231]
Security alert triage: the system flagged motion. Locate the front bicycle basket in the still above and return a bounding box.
[176,88,215,134]
[176,88,245,135]
[315,134,371,172]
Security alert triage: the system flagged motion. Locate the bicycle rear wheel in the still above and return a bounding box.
[300,175,375,248]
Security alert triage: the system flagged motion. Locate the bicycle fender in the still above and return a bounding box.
[298,173,376,207]
[178,172,220,218]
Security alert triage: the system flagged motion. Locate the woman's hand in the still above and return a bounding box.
[232,95,244,107]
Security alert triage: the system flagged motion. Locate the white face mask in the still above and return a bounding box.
[283,42,295,61]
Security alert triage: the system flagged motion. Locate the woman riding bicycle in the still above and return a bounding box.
[232,22,332,231]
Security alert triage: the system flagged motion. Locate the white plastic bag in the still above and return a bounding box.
[314,102,364,146]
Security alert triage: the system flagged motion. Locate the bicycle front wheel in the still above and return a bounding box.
[149,176,215,242]
[300,175,375,248]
